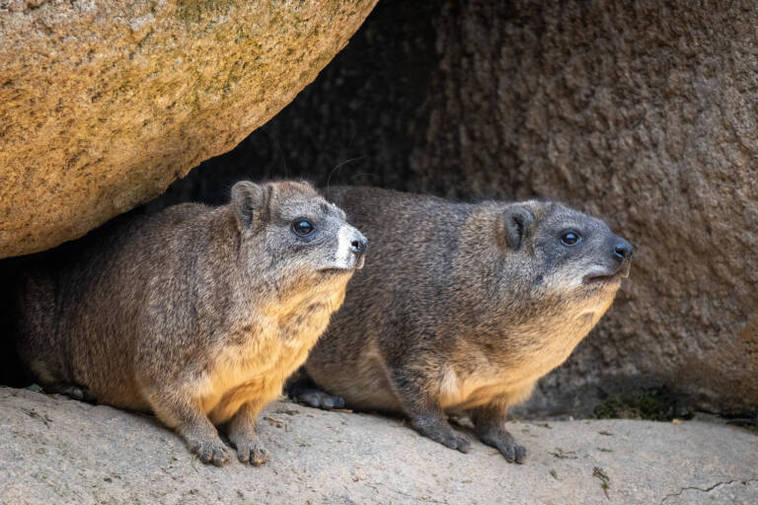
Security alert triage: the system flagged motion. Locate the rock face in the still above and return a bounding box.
[1,387,757,505]
[0,0,377,258]
[152,0,758,415]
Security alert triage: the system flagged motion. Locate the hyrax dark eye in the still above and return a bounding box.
[292,219,315,237]
[560,231,581,246]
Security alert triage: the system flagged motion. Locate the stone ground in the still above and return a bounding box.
[0,387,756,505]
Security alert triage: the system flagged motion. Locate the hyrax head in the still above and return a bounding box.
[458,200,633,326]
[230,180,367,293]
[504,201,631,292]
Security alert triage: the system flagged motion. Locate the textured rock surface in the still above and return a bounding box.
[0,0,377,258]
[153,0,758,416]
[1,387,756,505]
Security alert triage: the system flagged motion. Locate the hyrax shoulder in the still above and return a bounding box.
[293,186,632,463]
[17,180,367,466]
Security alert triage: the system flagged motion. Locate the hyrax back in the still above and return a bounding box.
[17,180,367,466]
[293,186,632,463]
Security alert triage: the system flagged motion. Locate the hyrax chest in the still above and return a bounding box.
[199,294,341,423]
[439,308,602,411]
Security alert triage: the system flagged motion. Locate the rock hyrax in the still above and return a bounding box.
[16,180,367,466]
[290,186,632,463]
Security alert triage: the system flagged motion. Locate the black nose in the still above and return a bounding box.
[613,239,633,261]
[350,236,368,255]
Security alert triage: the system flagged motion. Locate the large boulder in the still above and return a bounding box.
[0,0,377,258]
[154,0,758,416]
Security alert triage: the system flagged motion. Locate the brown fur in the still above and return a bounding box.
[16,180,366,466]
[292,186,632,463]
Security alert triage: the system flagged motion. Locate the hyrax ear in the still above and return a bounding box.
[231,181,268,230]
[503,204,535,250]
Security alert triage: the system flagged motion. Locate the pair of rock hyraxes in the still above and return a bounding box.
[15,180,632,465]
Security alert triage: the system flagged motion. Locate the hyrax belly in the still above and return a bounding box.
[307,340,400,412]
[437,363,544,412]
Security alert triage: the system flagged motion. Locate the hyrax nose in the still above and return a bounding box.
[612,238,633,262]
[350,232,368,255]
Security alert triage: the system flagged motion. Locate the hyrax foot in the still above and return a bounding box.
[232,438,268,466]
[289,383,346,410]
[226,402,268,466]
[150,393,230,466]
[412,415,471,453]
[44,383,96,403]
[478,427,526,464]
[187,437,231,466]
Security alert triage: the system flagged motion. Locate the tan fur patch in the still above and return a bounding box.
[439,287,617,411]
[197,283,347,425]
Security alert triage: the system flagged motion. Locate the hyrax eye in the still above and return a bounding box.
[560,231,582,246]
[292,218,315,237]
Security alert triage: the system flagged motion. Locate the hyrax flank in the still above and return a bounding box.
[291,186,632,463]
[16,180,367,466]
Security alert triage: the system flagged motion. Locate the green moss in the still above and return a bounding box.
[549,448,578,459]
[592,466,610,498]
[592,388,693,421]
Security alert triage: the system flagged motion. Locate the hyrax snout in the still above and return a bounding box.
[290,186,632,463]
[16,180,366,466]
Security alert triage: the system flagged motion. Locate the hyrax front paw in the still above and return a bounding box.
[478,428,526,464]
[188,437,231,466]
[412,416,471,453]
[233,438,268,466]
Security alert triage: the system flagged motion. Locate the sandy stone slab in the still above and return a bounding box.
[1,387,756,504]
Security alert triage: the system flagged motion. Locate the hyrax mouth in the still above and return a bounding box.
[583,272,620,283]
[320,254,365,274]
[319,268,354,275]
[320,262,363,275]
[582,261,631,284]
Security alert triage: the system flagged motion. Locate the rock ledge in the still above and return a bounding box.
[1,387,756,504]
